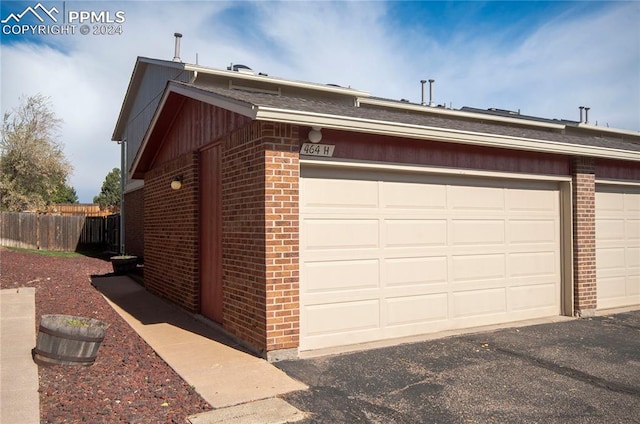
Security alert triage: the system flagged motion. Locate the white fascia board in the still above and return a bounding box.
[575,123,640,137]
[256,107,640,162]
[358,97,566,130]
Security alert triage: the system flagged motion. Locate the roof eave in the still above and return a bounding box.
[358,97,566,131]
[256,107,640,162]
[130,82,258,178]
[184,63,370,97]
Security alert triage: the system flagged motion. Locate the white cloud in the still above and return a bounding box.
[2,1,637,202]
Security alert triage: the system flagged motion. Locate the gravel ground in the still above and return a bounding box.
[0,247,213,423]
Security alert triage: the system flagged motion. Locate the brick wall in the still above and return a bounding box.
[221,122,300,354]
[144,153,200,312]
[572,157,596,316]
[221,122,266,351]
[124,187,144,258]
[263,124,300,353]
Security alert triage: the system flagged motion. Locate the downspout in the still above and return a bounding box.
[119,138,127,255]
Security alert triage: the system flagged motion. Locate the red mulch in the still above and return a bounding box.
[0,247,213,423]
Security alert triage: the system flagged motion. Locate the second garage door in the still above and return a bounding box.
[300,166,562,351]
[596,184,640,310]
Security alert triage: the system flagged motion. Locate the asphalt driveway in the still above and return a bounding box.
[277,311,640,423]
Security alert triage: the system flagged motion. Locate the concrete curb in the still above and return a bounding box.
[0,287,40,424]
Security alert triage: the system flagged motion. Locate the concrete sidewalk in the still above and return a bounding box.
[91,276,307,423]
[0,287,40,424]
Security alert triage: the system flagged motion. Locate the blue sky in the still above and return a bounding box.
[1,1,638,203]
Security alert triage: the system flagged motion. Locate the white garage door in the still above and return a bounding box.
[596,184,640,310]
[300,167,562,351]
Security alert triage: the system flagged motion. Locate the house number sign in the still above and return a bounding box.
[300,143,335,157]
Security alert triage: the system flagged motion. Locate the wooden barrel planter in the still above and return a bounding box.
[33,315,109,366]
[110,255,138,275]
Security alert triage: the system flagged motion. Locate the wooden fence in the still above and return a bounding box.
[0,212,120,252]
[46,203,115,217]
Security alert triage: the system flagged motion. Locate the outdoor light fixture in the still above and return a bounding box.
[171,176,183,190]
[308,126,322,143]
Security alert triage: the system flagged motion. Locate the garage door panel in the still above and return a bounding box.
[597,248,626,271]
[303,260,379,293]
[629,248,640,267]
[303,219,378,250]
[509,283,557,311]
[449,185,505,210]
[384,219,447,247]
[385,293,449,326]
[451,254,505,282]
[629,276,640,296]
[451,220,505,245]
[509,251,557,277]
[384,256,448,286]
[452,288,506,318]
[597,219,626,241]
[596,185,640,310]
[596,191,624,212]
[506,187,558,212]
[628,221,640,240]
[301,178,378,209]
[304,300,379,336]
[599,277,629,299]
[382,181,447,210]
[509,220,557,244]
[626,192,640,211]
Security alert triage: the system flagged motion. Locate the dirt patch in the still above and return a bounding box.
[0,248,212,423]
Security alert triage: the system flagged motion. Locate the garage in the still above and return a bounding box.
[596,184,640,310]
[300,164,563,351]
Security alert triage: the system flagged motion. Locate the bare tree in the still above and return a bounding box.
[0,94,73,211]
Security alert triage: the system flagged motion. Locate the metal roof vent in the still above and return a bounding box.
[227,63,255,74]
[172,33,182,62]
[420,79,435,107]
[579,106,591,123]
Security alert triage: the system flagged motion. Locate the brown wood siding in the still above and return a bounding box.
[312,129,571,176]
[153,99,252,167]
[595,158,640,181]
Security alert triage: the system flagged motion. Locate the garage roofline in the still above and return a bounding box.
[256,106,640,162]
[132,83,640,178]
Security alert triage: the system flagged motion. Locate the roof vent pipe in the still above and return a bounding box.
[428,79,435,107]
[420,80,427,106]
[585,107,590,124]
[579,106,584,123]
[172,32,182,62]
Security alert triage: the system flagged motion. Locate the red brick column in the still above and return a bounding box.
[263,124,300,359]
[572,157,596,316]
[221,122,300,358]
